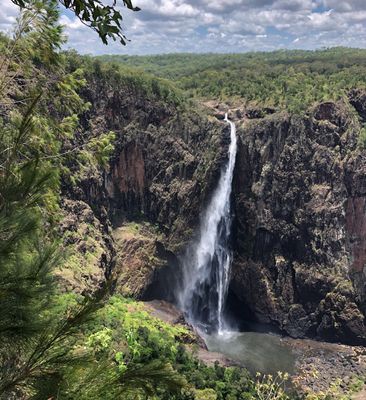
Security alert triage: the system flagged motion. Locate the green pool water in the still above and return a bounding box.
[203,330,296,375]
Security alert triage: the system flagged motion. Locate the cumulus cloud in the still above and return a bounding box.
[0,2,19,35]
[321,0,366,12]
[1,0,366,54]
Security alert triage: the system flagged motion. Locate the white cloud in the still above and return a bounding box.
[322,0,366,12]
[1,0,366,54]
[0,1,19,35]
[59,14,84,30]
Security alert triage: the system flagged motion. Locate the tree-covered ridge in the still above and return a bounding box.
[98,48,366,113]
[73,53,184,107]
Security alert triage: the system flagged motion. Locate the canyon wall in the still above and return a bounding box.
[60,70,228,297]
[231,97,366,344]
[61,72,366,344]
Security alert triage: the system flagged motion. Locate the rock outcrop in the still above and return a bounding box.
[58,199,114,293]
[231,98,366,345]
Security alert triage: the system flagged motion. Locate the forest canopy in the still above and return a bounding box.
[98,48,366,113]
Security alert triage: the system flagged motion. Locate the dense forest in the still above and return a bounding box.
[99,49,366,113]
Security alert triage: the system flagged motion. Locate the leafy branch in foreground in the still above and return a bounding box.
[11,0,141,45]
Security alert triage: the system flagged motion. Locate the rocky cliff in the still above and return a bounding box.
[60,65,366,345]
[59,65,228,296]
[231,96,366,345]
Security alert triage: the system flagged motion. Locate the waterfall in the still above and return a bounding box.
[179,113,237,334]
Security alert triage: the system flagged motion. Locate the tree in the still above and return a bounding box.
[11,0,140,45]
[0,2,188,398]
[0,94,185,399]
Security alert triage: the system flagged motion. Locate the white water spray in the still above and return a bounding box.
[179,113,237,333]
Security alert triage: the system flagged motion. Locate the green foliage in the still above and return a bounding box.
[195,388,217,400]
[98,49,366,114]
[254,372,291,400]
[86,297,191,364]
[0,93,105,398]
[56,68,91,116]
[73,296,282,400]
[0,7,69,366]
[84,130,116,167]
[0,0,64,103]
[43,296,188,399]
[358,125,366,148]
[0,3,188,399]
[0,135,58,344]
[11,0,140,45]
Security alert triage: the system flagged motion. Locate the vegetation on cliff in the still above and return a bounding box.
[98,49,366,113]
[0,2,182,398]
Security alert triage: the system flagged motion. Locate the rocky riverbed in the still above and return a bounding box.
[284,337,366,395]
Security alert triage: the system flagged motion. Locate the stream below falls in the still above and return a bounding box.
[203,330,295,375]
[177,114,296,375]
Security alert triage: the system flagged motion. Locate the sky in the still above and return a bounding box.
[1,0,366,55]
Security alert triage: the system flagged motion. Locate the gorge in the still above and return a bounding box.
[3,5,366,396]
[63,64,366,348]
[54,51,366,397]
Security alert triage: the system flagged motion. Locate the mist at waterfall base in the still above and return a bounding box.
[177,114,295,375]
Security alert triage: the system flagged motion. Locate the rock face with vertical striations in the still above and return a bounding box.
[231,96,366,345]
[60,69,229,298]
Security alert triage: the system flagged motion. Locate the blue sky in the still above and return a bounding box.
[1,0,366,55]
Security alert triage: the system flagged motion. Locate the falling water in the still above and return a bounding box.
[179,113,237,333]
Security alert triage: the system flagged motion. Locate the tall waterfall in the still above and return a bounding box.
[179,114,237,333]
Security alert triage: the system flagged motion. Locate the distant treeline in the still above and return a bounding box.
[98,48,366,113]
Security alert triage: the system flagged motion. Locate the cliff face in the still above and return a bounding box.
[231,98,366,344]
[60,70,228,296]
[61,69,366,345]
